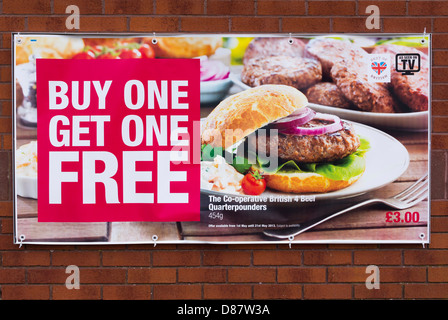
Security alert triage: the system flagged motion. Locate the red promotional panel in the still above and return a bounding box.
[13,34,430,244]
[36,58,200,222]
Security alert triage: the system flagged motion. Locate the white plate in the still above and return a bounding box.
[201,121,410,201]
[229,72,429,132]
[308,103,428,132]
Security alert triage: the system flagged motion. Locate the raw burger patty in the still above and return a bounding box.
[372,44,429,112]
[305,82,352,109]
[241,55,322,90]
[304,37,368,80]
[243,37,305,64]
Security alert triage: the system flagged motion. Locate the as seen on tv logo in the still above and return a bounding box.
[395,53,421,75]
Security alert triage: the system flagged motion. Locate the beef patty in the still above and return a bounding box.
[305,82,352,109]
[241,55,322,90]
[250,119,360,163]
[243,37,306,64]
[330,60,399,113]
[304,37,368,80]
[372,44,429,112]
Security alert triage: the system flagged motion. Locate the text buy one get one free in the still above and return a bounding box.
[36,59,200,222]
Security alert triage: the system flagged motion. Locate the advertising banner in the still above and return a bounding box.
[13,33,430,245]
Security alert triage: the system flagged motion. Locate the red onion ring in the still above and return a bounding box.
[279,113,343,136]
[270,107,316,130]
[200,59,230,81]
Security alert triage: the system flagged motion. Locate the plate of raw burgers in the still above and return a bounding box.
[230,36,429,131]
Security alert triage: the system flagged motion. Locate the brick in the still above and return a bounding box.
[433,67,448,83]
[156,0,204,15]
[429,233,448,249]
[253,284,302,299]
[27,268,66,283]
[77,268,127,283]
[382,18,431,33]
[231,17,279,32]
[253,250,301,265]
[433,34,448,49]
[434,84,448,100]
[128,267,177,283]
[0,117,12,133]
[153,284,202,300]
[0,50,11,65]
[228,267,276,283]
[354,283,403,299]
[203,284,252,299]
[304,284,352,299]
[358,1,406,16]
[1,216,13,233]
[51,251,101,267]
[428,266,448,282]
[0,152,11,201]
[0,17,26,32]
[405,283,448,299]
[381,267,427,282]
[181,17,229,32]
[308,1,356,16]
[203,250,251,266]
[278,267,326,283]
[54,0,103,14]
[404,250,448,265]
[432,134,448,150]
[3,251,50,266]
[0,101,12,117]
[0,201,13,218]
[153,250,200,266]
[178,267,226,283]
[408,1,448,16]
[304,251,352,265]
[52,285,101,300]
[129,17,179,33]
[85,17,128,32]
[431,150,446,199]
[28,17,70,32]
[333,18,378,33]
[102,251,150,267]
[433,117,448,133]
[3,0,51,14]
[3,134,12,150]
[434,18,448,32]
[207,0,255,15]
[257,0,306,16]
[328,267,367,282]
[1,285,50,300]
[103,285,152,300]
[0,268,26,283]
[434,51,448,67]
[431,217,448,233]
[105,0,153,14]
[431,200,448,215]
[282,18,331,33]
[0,66,11,82]
[0,83,12,99]
[354,250,402,265]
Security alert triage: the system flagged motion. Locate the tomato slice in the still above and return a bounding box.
[138,44,155,59]
[72,51,95,59]
[241,171,266,195]
[119,48,142,59]
[97,53,120,59]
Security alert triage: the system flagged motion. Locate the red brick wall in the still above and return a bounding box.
[1,0,448,300]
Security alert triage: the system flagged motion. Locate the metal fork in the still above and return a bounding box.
[263,174,429,239]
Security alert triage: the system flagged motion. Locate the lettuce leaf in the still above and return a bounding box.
[259,137,370,181]
[201,137,370,182]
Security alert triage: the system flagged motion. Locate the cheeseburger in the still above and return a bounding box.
[201,84,368,194]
